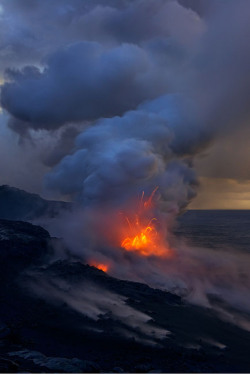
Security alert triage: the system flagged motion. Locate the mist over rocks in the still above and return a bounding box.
[0,208,249,372]
[0,227,247,372]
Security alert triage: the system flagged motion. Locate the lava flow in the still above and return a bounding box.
[90,262,109,272]
[120,188,170,257]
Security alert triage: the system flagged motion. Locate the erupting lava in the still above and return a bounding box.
[120,188,169,257]
[121,218,158,253]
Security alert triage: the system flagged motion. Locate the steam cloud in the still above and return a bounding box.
[0,0,206,210]
[2,0,250,211]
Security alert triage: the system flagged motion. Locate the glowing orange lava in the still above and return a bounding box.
[90,262,109,272]
[120,187,169,257]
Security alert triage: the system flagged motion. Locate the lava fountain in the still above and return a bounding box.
[120,188,172,257]
[87,187,172,271]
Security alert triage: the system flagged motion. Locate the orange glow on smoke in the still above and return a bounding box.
[120,187,170,257]
[90,262,109,272]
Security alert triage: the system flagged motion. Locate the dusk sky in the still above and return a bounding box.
[0,0,250,209]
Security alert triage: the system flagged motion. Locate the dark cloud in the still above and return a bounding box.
[0,0,126,71]
[1,41,169,128]
[0,0,203,74]
[177,0,219,17]
[68,0,204,45]
[0,113,50,195]
[0,0,204,131]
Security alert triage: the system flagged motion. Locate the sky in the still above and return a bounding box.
[0,0,250,209]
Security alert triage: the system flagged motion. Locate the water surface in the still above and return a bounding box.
[176,210,250,252]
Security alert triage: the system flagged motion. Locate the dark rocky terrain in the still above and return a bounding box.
[0,185,70,221]
[0,218,250,372]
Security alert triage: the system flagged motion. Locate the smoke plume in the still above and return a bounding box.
[2,0,250,212]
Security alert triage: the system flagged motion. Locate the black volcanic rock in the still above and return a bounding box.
[0,219,50,279]
[0,357,19,373]
[42,260,182,306]
[0,219,249,372]
[0,321,10,339]
[0,185,70,221]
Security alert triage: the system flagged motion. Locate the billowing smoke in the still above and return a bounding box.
[1,42,169,128]
[44,95,197,211]
[0,0,206,209]
[2,0,250,211]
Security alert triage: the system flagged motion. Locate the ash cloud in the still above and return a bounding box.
[2,0,250,212]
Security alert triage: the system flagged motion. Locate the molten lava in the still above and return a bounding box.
[121,218,158,253]
[90,262,109,272]
[120,188,169,257]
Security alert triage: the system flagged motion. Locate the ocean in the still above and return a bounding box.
[176,210,250,252]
